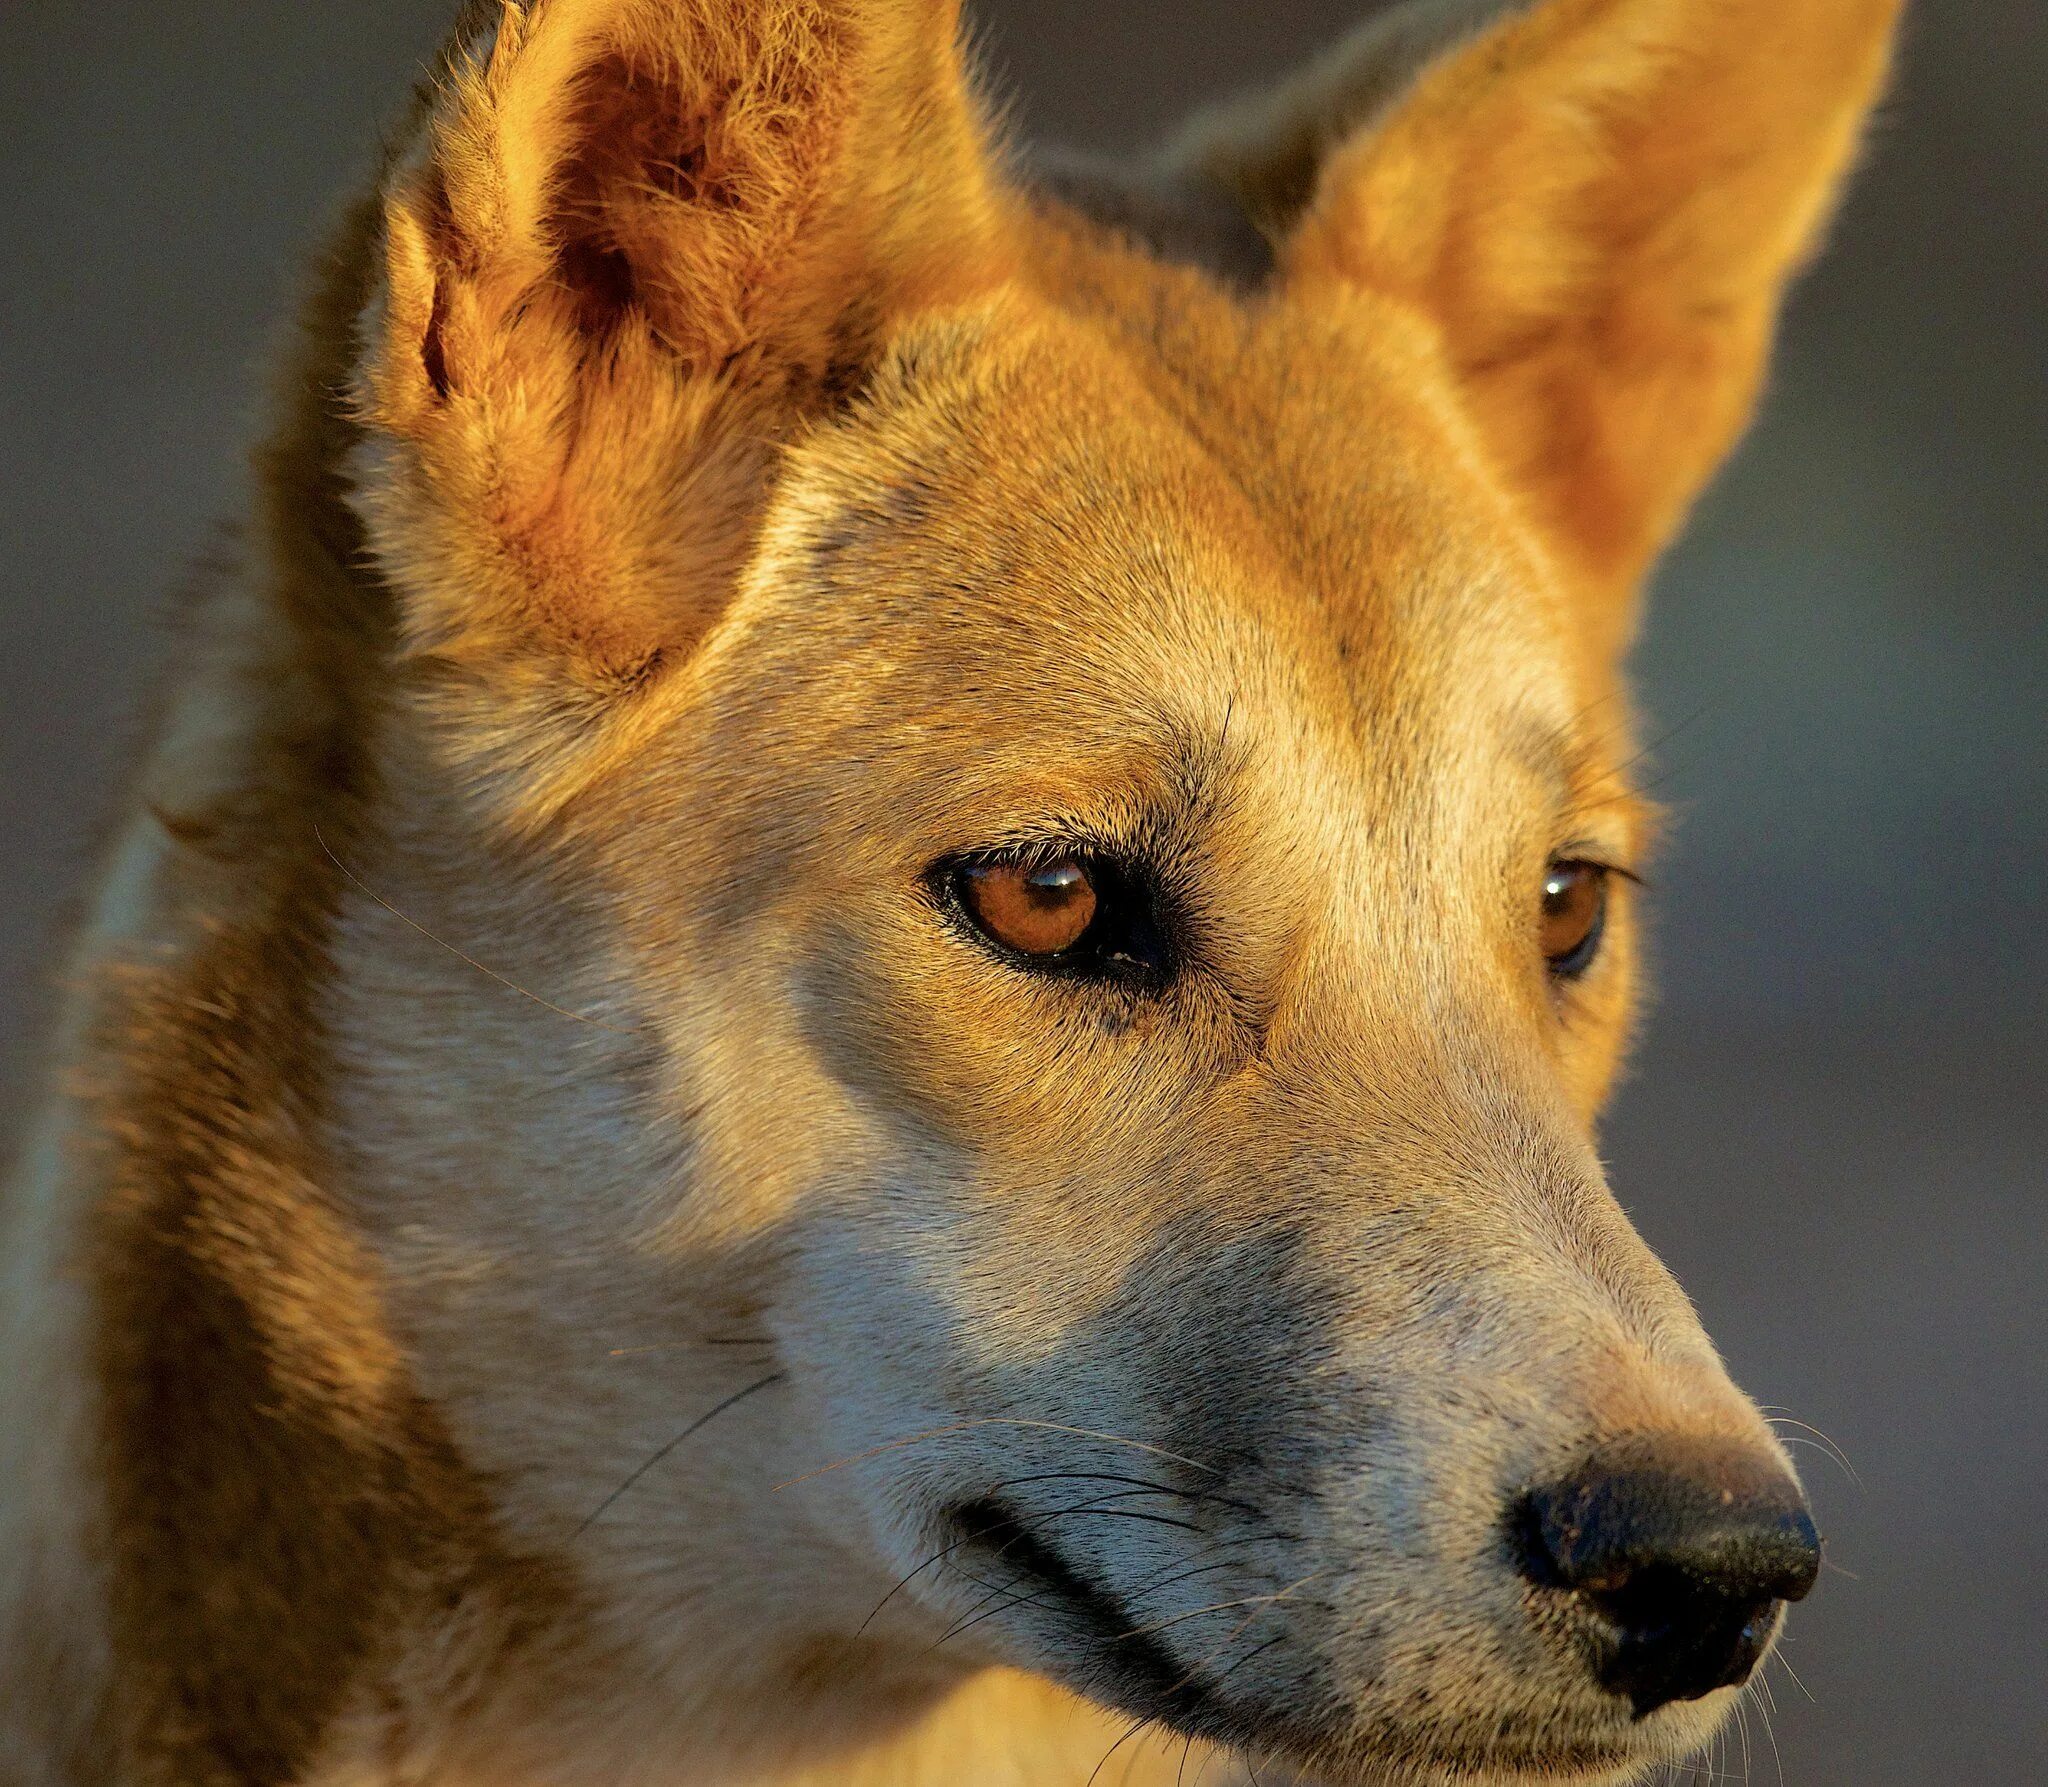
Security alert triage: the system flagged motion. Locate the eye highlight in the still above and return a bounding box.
[1540,859,1611,979]
[943,849,1170,986]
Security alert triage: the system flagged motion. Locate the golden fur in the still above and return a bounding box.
[0,1,1900,1782]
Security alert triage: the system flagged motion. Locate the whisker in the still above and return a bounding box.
[1694,1731,1736,1784]
[1119,1552,1259,1608]
[933,1573,1060,1648]
[983,1469,1259,1517]
[606,1336,777,1358]
[859,1532,984,1636]
[1770,1649,1818,1704]
[1200,1629,1287,1698]
[1751,1681,1787,1787]
[1151,1570,1329,1703]
[574,1370,784,1537]
[1064,1505,1206,1535]
[853,1508,1109,1638]
[773,1420,1215,1492]
[1609,701,1715,785]
[315,824,647,1037]
[1110,1583,1320,1647]
[932,1546,1091,1648]
[928,1507,1240,1650]
[1086,1714,1156,1787]
[910,1494,1229,1647]
[1769,1433,1862,1489]
[1758,1411,1861,1488]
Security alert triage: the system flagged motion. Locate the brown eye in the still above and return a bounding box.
[1540,860,1610,978]
[958,858,1100,958]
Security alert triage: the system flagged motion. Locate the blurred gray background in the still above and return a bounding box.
[1,2,2040,1780]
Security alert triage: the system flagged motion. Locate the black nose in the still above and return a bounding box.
[1514,1445,1821,1717]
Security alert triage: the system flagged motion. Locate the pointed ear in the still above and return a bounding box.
[355,0,1003,692]
[1179,0,1902,653]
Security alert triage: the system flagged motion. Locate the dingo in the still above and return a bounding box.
[0,1,1900,1782]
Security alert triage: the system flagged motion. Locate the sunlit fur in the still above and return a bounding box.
[0,1,1900,1783]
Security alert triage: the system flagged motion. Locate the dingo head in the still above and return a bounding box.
[312,0,1896,1778]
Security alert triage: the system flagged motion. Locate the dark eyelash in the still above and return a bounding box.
[1554,847,1649,891]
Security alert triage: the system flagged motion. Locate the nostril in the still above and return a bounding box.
[1513,1446,1821,1718]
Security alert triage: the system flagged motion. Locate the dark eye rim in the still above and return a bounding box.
[930,846,1174,990]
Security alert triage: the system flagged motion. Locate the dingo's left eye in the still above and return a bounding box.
[1541,860,1611,978]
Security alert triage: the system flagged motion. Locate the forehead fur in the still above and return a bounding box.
[722,215,1592,787]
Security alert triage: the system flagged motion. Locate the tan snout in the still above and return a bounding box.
[1099,1069,1814,1763]
[1297,1150,1814,1755]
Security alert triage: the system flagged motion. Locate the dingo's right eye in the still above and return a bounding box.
[942,851,1169,986]
[958,858,1099,957]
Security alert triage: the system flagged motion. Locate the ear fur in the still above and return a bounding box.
[1180,0,1903,650]
[355,0,1003,693]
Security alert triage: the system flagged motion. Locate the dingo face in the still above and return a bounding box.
[23,2,1899,1783]
[367,283,1759,1783]
[618,297,1747,1773]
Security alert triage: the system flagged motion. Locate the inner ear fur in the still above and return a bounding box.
[356,0,1004,687]
[1176,0,1903,653]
